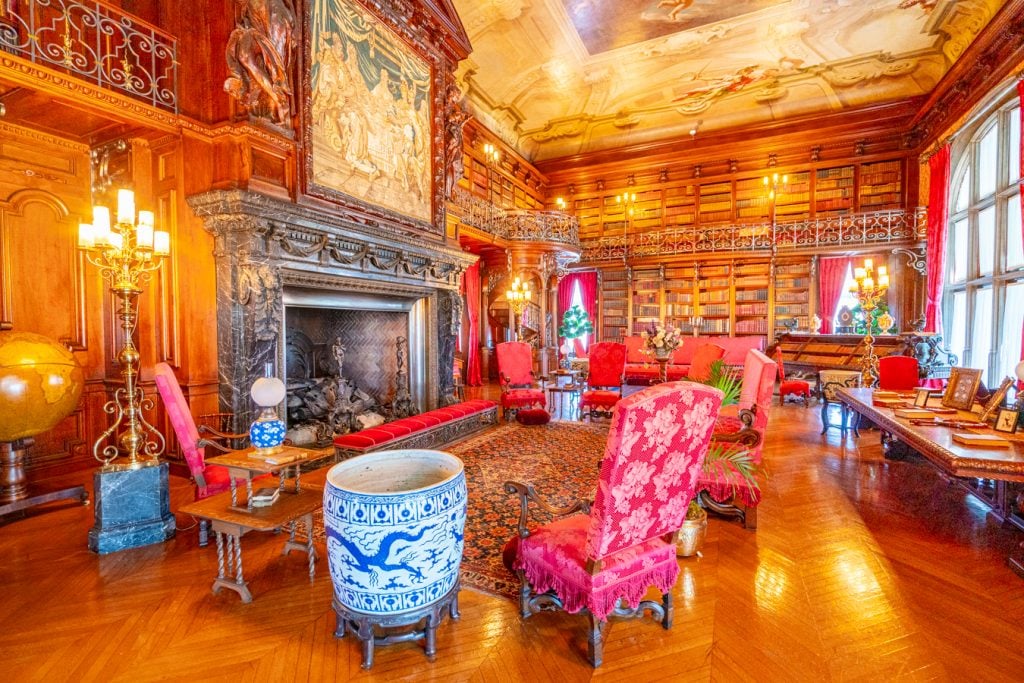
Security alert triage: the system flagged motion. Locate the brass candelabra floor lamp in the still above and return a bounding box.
[851,258,889,387]
[507,276,531,341]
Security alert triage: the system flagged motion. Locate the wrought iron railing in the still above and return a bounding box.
[0,0,178,112]
[580,207,927,262]
[450,187,580,248]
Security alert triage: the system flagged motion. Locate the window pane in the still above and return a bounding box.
[1011,107,1020,184]
[948,290,967,368]
[978,206,995,276]
[997,282,1024,383]
[972,287,993,383]
[954,169,970,212]
[951,218,968,282]
[1009,193,1023,270]
[978,125,998,198]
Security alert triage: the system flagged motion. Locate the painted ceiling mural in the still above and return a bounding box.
[451,0,1006,161]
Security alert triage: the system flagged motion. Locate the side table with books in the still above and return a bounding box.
[205,445,325,512]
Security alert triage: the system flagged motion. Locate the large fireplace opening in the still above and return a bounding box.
[282,287,429,447]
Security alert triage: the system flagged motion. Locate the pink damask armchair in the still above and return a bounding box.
[495,341,546,420]
[154,363,251,545]
[504,382,723,666]
[698,348,776,530]
[578,341,626,421]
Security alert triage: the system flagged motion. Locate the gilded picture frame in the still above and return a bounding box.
[941,367,982,411]
[306,0,440,234]
[979,376,1014,423]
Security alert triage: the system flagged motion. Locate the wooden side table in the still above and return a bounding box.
[180,486,322,603]
[547,384,580,420]
[206,445,322,511]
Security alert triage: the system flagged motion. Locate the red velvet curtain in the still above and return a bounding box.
[462,261,482,386]
[818,256,850,334]
[925,144,951,334]
[556,272,598,347]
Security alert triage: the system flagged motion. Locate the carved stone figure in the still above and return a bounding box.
[393,336,413,418]
[443,83,470,198]
[332,337,346,377]
[436,290,463,406]
[224,0,297,126]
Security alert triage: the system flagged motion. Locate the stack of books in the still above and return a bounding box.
[251,487,281,507]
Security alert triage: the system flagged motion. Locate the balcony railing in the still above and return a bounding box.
[0,0,178,113]
[450,187,580,249]
[580,207,927,262]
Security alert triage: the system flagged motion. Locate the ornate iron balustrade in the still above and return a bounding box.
[450,186,580,248]
[580,207,927,262]
[0,0,178,112]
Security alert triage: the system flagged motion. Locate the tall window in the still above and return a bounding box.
[569,279,589,349]
[944,86,1022,385]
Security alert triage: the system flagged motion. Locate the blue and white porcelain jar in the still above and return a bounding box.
[323,449,467,616]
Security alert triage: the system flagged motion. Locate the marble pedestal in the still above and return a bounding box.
[88,463,175,554]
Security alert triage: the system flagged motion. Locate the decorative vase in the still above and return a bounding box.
[323,449,467,616]
[675,510,708,558]
[877,312,895,335]
[653,347,672,361]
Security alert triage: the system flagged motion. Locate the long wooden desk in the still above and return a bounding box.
[838,387,1024,578]
[837,388,1024,482]
[180,485,322,603]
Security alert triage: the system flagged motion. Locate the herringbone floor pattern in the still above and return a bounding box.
[2,394,1024,682]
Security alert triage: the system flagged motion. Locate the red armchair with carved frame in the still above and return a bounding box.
[504,382,723,666]
[698,349,777,530]
[578,341,626,421]
[496,341,546,421]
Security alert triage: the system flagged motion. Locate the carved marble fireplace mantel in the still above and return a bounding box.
[187,189,478,429]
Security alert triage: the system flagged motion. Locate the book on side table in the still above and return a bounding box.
[251,487,281,507]
[951,433,1011,448]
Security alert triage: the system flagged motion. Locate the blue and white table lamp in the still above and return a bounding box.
[249,365,287,456]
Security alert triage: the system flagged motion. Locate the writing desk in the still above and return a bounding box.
[838,387,1024,578]
[180,485,322,603]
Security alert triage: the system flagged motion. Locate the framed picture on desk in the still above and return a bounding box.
[913,388,930,408]
[994,408,1019,434]
[942,367,982,410]
[979,376,1014,423]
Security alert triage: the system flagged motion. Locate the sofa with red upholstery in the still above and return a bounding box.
[622,335,765,385]
[334,399,498,459]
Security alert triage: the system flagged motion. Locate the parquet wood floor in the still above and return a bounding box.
[2,393,1024,682]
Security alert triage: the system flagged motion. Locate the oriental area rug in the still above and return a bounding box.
[448,421,610,601]
[313,421,610,602]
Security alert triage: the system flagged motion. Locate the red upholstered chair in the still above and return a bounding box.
[686,343,725,382]
[699,349,777,530]
[154,363,252,545]
[496,341,546,421]
[775,347,811,406]
[578,341,626,421]
[879,355,920,391]
[505,382,723,667]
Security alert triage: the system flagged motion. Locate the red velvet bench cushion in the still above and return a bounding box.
[334,399,497,452]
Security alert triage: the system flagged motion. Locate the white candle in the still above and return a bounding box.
[864,258,873,271]
[109,231,124,251]
[117,189,135,225]
[153,231,170,256]
[78,223,94,249]
[93,206,111,245]
[879,274,890,288]
[136,224,154,250]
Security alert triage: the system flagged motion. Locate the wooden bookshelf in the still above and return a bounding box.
[775,171,811,219]
[697,264,732,335]
[858,160,903,211]
[664,264,697,333]
[773,259,813,338]
[814,165,855,215]
[733,260,770,336]
[630,269,663,336]
[698,181,733,225]
[600,268,629,342]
